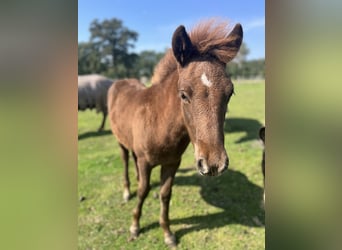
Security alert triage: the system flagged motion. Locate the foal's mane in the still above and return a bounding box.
[152,19,236,84]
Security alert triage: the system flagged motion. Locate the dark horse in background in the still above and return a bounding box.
[108,19,243,247]
[259,126,265,203]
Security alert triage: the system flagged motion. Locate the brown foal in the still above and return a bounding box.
[108,19,243,247]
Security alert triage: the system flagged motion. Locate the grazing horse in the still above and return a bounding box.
[108,20,243,247]
[78,74,114,132]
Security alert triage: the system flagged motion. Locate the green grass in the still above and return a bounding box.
[78,80,265,249]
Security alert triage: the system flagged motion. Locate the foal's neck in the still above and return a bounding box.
[151,69,180,104]
[148,70,190,157]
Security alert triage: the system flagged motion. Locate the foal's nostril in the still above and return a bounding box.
[197,159,204,171]
[225,158,229,169]
[218,158,229,174]
[197,158,228,176]
[197,158,209,175]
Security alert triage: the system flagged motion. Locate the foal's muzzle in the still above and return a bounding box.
[196,157,228,176]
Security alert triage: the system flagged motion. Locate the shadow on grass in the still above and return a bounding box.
[78,129,112,140]
[141,168,264,242]
[224,117,263,143]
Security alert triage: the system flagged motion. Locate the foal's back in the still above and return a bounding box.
[108,77,188,165]
[108,79,145,148]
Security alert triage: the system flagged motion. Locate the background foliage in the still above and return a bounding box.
[78,18,265,80]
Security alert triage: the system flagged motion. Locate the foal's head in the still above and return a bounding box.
[172,21,243,176]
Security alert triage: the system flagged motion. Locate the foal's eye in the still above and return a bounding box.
[179,91,190,103]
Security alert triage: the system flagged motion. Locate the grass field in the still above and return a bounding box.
[78,80,265,250]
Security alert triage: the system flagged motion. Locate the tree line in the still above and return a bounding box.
[78,18,264,80]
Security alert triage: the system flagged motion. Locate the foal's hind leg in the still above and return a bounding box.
[119,144,130,202]
[159,161,180,247]
[129,158,151,240]
[132,151,139,181]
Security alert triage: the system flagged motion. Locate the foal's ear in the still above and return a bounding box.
[220,23,243,63]
[172,25,195,67]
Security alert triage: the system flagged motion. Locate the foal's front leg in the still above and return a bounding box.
[129,158,152,239]
[159,161,180,247]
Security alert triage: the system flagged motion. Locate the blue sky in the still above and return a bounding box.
[78,0,264,60]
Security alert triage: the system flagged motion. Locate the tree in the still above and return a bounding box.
[234,42,250,65]
[136,50,165,78]
[227,59,265,79]
[226,42,265,79]
[78,42,108,75]
[89,18,138,77]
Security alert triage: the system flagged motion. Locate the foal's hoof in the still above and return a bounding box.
[164,234,177,248]
[123,190,130,202]
[128,234,138,242]
[128,225,139,241]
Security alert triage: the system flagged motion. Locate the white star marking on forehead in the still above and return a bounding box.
[201,73,212,87]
